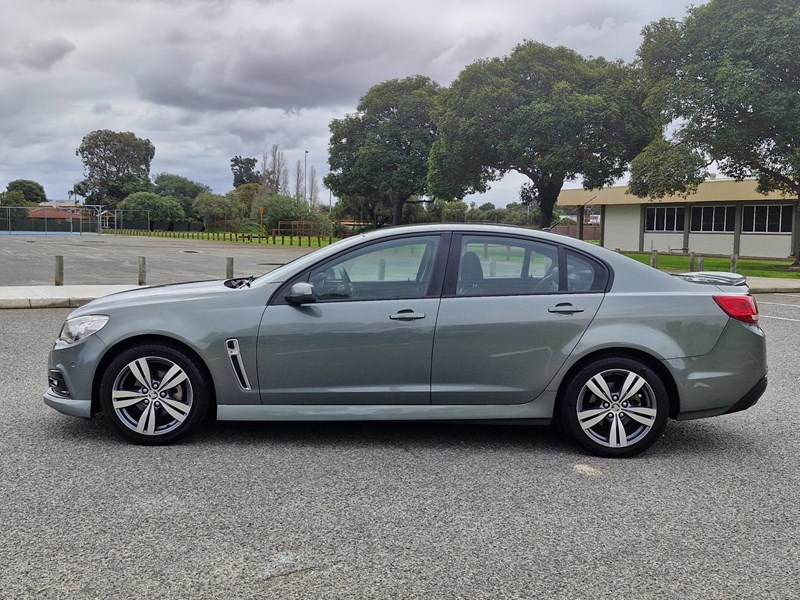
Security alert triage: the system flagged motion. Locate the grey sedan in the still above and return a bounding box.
[44,224,767,457]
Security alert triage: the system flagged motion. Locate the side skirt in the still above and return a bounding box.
[217,393,556,422]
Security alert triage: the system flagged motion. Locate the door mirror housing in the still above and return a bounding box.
[285,282,317,305]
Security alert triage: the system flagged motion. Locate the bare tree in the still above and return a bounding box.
[293,159,303,201]
[308,166,319,207]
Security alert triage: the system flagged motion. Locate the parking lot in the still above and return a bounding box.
[0,294,798,599]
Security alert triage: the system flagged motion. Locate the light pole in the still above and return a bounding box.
[304,150,309,204]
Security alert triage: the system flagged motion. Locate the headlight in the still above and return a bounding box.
[58,315,109,344]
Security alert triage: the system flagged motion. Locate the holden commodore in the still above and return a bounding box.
[44,224,767,457]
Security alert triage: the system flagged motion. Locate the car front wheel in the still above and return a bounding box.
[559,357,669,458]
[99,343,210,444]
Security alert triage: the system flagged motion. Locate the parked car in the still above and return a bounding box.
[44,224,767,457]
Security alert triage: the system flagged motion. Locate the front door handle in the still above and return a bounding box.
[389,310,426,321]
[548,303,585,315]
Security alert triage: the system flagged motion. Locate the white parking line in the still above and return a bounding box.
[759,301,800,308]
[760,315,800,322]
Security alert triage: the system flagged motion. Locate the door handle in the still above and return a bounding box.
[389,310,426,321]
[548,303,585,315]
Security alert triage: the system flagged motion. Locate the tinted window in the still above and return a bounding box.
[309,236,440,302]
[455,236,559,296]
[566,251,607,292]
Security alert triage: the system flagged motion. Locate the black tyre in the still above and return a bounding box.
[559,357,669,458]
[99,343,210,445]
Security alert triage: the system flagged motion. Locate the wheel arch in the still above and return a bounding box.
[91,334,217,416]
[555,348,681,419]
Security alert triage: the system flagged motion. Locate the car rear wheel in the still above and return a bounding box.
[99,344,210,444]
[559,357,669,458]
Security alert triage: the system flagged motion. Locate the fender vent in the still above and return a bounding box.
[226,339,252,391]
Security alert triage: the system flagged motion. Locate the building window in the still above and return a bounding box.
[742,205,793,233]
[690,206,735,232]
[645,206,685,232]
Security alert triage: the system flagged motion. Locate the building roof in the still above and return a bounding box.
[557,178,794,207]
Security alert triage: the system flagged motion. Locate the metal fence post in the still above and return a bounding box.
[226,257,234,279]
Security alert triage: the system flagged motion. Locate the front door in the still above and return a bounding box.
[257,234,446,405]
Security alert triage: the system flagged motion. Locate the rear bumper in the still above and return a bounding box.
[724,375,767,415]
[669,320,767,421]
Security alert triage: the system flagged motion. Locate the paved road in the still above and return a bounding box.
[1,298,798,599]
[0,234,313,286]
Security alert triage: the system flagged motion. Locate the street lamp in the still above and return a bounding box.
[304,150,309,204]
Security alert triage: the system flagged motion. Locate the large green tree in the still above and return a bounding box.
[429,41,658,227]
[230,156,260,188]
[193,192,243,231]
[154,173,211,219]
[630,0,800,204]
[324,75,441,226]
[7,179,46,204]
[118,192,184,230]
[74,130,155,207]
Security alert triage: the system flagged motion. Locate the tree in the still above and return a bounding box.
[7,179,46,204]
[324,75,441,226]
[429,41,658,228]
[193,192,243,231]
[230,156,259,188]
[630,0,800,209]
[74,130,155,207]
[118,192,185,231]
[308,165,319,207]
[227,183,261,219]
[153,173,211,220]
[293,159,304,200]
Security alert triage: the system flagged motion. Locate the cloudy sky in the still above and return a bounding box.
[0,0,701,206]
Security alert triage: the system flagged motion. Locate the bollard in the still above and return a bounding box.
[697,256,705,271]
[138,257,146,286]
[378,259,386,281]
[490,258,497,277]
[55,255,64,286]
[731,254,738,273]
[689,252,696,271]
[226,257,234,279]
[650,249,658,268]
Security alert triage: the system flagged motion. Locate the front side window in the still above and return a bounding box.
[309,235,440,301]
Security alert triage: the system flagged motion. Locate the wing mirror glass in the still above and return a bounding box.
[285,282,317,305]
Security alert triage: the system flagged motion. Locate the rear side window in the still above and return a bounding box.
[566,250,608,292]
[456,236,559,296]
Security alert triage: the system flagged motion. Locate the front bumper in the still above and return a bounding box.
[43,388,92,418]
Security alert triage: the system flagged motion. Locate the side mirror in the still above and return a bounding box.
[285,282,317,305]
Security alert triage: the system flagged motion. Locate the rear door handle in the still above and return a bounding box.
[548,303,585,315]
[390,310,426,321]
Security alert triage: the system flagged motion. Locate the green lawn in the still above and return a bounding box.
[623,252,800,279]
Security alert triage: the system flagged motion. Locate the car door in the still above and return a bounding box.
[431,233,607,405]
[257,233,448,405]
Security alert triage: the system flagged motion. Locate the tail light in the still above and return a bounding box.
[713,294,759,324]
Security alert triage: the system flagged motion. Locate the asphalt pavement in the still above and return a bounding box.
[2,301,799,598]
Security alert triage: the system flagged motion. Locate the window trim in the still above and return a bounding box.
[689,205,736,233]
[442,232,611,297]
[645,205,686,233]
[741,204,793,234]
[270,232,451,306]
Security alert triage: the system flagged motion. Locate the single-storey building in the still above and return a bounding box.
[557,179,799,259]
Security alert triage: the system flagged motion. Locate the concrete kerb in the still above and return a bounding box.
[2,278,800,310]
[0,285,143,309]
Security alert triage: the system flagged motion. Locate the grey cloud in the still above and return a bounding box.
[17,37,76,70]
[92,101,112,114]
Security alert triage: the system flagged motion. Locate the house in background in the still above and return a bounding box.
[557,179,798,259]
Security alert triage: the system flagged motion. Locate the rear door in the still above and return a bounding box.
[431,233,607,405]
